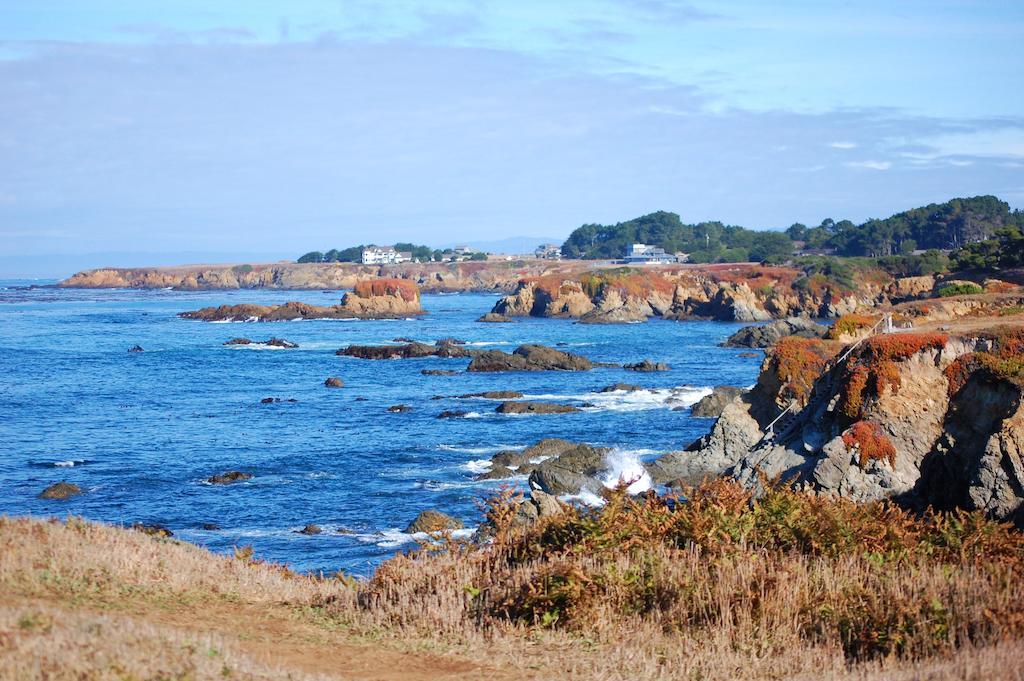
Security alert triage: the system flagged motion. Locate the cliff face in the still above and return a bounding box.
[60,261,541,293]
[178,279,423,321]
[649,328,1024,525]
[490,267,894,322]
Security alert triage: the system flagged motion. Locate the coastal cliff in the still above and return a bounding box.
[488,265,910,322]
[650,325,1024,525]
[60,260,542,293]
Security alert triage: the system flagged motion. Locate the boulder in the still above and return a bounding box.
[723,317,827,349]
[297,524,322,535]
[624,359,669,372]
[206,471,253,485]
[496,401,580,415]
[223,338,252,345]
[260,397,280,404]
[324,377,344,388]
[39,482,82,500]
[528,443,609,495]
[600,383,643,393]
[422,369,459,376]
[477,312,512,323]
[132,523,173,538]
[265,337,298,349]
[201,523,220,531]
[458,391,524,399]
[474,465,517,481]
[513,490,567,525]
[467,344,593,372]
[690,386,746,418]
[128,345,144,353]
[437,410,469,419]
[387,404,412,413]
[404,510,463,534]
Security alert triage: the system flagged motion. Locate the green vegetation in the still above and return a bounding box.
[561,196,1020,267]
[951,226,1024,271]
[561,210,792,262]
[937,282,984,297]
[231,263,253,274]
[297,243,489,263]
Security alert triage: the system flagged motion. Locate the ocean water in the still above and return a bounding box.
[0,281,761,575]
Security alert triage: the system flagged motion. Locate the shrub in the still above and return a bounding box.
[232,263,254,274]
[842,421,897,468]
[352,278,420,301]
[937,282,983,297]
[827,314,877,339]
[945,326,1024,395]
[769,337,838,403]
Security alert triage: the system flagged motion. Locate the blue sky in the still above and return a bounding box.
[1,0,1022,273]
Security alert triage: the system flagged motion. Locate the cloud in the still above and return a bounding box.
[829,141,857,149]
[0,38,1021,257]
[844,160,892,170]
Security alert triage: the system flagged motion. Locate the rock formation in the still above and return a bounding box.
[466,345,593,372]
[39,482,82,500]
[404,510,463,534]
[180,279,423,322]
[648,327,1024,526]
[723,317,828,348]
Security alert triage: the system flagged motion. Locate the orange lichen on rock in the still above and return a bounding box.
[769,337,838,404]
[352,278,420,301]
[840,332,948,419]
[945,326,1024,396]
[842,420,897,468]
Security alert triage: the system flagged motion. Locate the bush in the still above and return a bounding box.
[843,421,897,468]
[937,282,983,297]
[827,314,877,339]
[232,264,253,274]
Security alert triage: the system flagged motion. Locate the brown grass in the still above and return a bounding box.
[3,481,1023,680]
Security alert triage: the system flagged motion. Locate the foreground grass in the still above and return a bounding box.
[2,483,1023,680]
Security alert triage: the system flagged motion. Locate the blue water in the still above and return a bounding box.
[0,281,761,575]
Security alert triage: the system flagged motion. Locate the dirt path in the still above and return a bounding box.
[1,594,512,681]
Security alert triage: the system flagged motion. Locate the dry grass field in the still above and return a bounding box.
[2,482,1023,680]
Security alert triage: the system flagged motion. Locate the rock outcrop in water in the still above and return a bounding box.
[525,440,612,495]
[648,326,1024,526]
[180,279,423,321]
[690,386,747,418]
[39,482,82,500]
[404,510,463,534]
[467,345,593,372]
[495,401,581,415]
[339,339,474,360]
[723,317,828,348]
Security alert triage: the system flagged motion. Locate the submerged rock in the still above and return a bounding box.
[404,510,463,534]
[206,471,252,485]
[467,344,593,372]
[495,401,581,415]
[477,312,512,323]
[39,482,82,500]
[387,404,412,413]
[437,410,469,419]
[600,383,643,393]
[458,391,524,399]
[297,524,322,535]
[421,369,459,376]
[201,523,220,531]
[624,359,670,372]
[128,345,144,353]
[324,377,344,388]
[132,523,173,538]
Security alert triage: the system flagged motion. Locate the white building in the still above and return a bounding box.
[452,246,473,256]
[623,243,679,264]
[361,246,411,265]
[534,243,562,260]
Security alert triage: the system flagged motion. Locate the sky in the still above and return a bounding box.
[1,0,1023,276]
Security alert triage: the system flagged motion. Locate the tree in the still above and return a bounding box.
[297,251,324,263]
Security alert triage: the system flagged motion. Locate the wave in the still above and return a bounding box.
[519,385,713,413]
[357,527,478,548]
[437,443,525,454]
[461,459,492,473]
[599,448,654,495]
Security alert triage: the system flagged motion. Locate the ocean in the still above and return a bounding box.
[0,282,761,575]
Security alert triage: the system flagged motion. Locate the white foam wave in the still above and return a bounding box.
[54,459,85,467]
[463,341,514,346]
[360,527,478,548]
[560,490,606,507]
[519,385,713,413]
[462,459,492,473]
[600,449,654,495]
